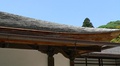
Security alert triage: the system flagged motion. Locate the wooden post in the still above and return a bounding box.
[48,54,54,66]
[69,51,76,66]
[47,47,55,66]
[70,59,74,66]
[98,58,102,66]
[85,57,88,66]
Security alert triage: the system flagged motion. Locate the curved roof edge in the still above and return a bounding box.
[0,11,120,34]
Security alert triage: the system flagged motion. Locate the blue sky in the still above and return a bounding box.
[0,0,120,27]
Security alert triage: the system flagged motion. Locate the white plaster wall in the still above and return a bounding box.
[54,53,70,66]
[0,48,48,66]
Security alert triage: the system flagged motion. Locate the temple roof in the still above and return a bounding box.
[0,11,119,34]
[0,11,120,56]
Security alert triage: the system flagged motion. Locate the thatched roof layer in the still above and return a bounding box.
[0,11,119,34]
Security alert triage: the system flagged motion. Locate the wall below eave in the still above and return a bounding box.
[54,53,70,66]
[0,48,69,66]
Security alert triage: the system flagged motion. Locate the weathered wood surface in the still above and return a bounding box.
[0,26,120,42]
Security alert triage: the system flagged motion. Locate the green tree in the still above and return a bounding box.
[82,18,94,27]
[116,25,120,29]
[98,20,120,29]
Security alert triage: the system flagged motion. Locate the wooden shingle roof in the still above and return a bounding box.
[0,11,119,34]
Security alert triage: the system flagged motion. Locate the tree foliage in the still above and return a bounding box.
[82,18,94,27]
[98,20,120,43]
[111,36,120,43]
[98,20,120,29]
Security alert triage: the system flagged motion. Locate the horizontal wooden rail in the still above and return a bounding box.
[0,32,120,46]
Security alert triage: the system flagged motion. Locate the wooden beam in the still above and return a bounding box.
[0,33,120,47]
[0,26,120,42]
[68,45,101,52]
[0,43,102,57]
[81,53,120,59]
[0,43,35,49]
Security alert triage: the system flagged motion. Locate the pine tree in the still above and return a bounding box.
[82,18,94,27]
